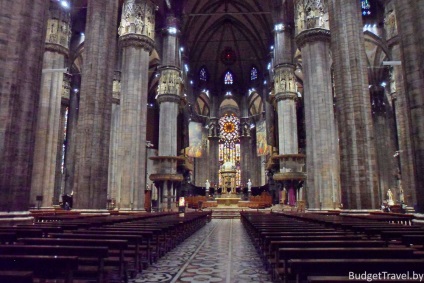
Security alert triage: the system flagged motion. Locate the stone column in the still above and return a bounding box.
[273,23,298,157]
[117,0,155,210]
[30,0,70,207]
[240,117,251,187]
[0,1,48,211]
[53,102,68,204]
[295,0,340,209]
[388,48,416,205]
[328,0,379,209]
[155,15,185,210]
[73,0,118,209]
[208,118,220,185]
[394,0,424,212]
[63,81,80,196]
[370,86,397,204]
[108,72,121,204]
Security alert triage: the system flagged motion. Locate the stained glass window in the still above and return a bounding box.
[218,114,241,187]
[361,0,371,16]
[224,71,233,85]
[251,67,258,81]
[219,114,239,148]
[200,67,207,81]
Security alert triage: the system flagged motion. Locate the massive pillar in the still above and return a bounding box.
[117,0,155,210]
[370,86,397,204]
[208,117,220,187]
[240,116,251,187]
[273,21,298,157]
[328,0,379,209]
[108,72,121,205]
[31,0,70,207]
[295,0,340,209]
[73,0,118,209]
[207,97,220,186]
[394,0,424,212]
[385,3,416,204]
[151,15,184,210]
[63,79,80,196]
[0,1,48,211]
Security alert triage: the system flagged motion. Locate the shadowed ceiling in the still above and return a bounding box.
[179,0,274,96]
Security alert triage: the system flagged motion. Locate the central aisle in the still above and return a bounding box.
[131,219,273,283]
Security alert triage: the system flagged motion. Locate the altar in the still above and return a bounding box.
[216,197,241,206]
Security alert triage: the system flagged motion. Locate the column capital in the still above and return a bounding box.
[45,1,71,56]
[274,67,297,97]
[119,34,155,52]
[45,43,69,56]
[156,93,181,104]
[157,68,183,97]
[275,93,297,102]
[274,63,295,71]
[295,28,330,48]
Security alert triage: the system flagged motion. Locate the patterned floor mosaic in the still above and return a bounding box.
[130,219,274,283]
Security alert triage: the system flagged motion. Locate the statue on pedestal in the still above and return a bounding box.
[247,179,252,192]
[387,189,394,206]
[205,179,210,191]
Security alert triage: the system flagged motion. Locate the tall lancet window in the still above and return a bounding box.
[224,71,234,85]
[250,67,258,81]
[218,114,241,187]
[361,0,371,16]
[199,67,207,81]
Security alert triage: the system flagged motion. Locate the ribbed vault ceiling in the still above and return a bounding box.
[180,0,273,96]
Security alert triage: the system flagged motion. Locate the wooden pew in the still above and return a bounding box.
[0,232,16,244]
[267,239,386,279]
[277,247,418,282]
[0,254,78,283]
[18,237,128,282]
[402,235,424,248]
[0,271,33,283]
[289,258,424,283]
[49,232,145,272]
[0,244,108,283]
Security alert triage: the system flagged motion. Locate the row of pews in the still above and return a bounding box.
[0,210,211,283]
[241,211,424,283]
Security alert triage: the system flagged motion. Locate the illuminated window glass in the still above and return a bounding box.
[251,67,258,81]
[361,0,371,16]
[224,71,233,85]
[200,67,207,81]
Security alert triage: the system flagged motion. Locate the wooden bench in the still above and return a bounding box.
[289,258,424,283]
[266,240,387,278]
[0,254,78,283]
[277,247,418,282]
[402,235,424,248]
[0,232,16,244]
[49,232,146,272]
[0,271,33,283]
[0,244,108,282]
[18,237,128,282]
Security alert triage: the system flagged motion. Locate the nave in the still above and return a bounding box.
[131,219,273,283]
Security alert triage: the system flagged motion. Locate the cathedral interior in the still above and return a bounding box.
[1,1,424,282]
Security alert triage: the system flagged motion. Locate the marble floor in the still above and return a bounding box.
[130,219,273,283]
